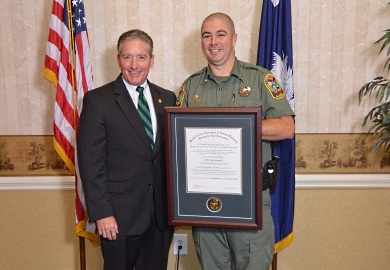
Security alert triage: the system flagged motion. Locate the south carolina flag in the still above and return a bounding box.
[257,0,295,253]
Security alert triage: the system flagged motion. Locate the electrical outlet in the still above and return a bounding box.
[173,234,188,255]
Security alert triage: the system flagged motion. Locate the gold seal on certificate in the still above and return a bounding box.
[207,197,222,212]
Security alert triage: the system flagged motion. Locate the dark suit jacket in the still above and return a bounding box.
[77,75,176,235]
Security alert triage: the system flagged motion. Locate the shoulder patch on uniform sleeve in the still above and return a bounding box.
[175,85,184,107]
[264,74,285,99]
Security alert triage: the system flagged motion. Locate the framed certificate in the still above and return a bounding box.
[164,107,262,229]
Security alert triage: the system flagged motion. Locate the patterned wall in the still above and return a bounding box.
[0,0,388,135]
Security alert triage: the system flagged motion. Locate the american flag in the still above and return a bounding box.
[44,0,98,246]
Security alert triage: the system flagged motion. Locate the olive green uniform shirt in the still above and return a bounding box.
[177,57,295,166]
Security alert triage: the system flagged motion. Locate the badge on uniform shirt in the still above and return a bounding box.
[264,74,285,99]
[239,86,251,97]
[175,86,184,107]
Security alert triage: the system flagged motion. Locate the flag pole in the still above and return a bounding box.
[64,0,87,268]
[272,253,277,270]
[79,236,86,270]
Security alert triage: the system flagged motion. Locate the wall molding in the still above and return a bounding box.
[296,174,390,188]
[0,176,75,190]
[0,174,389,190]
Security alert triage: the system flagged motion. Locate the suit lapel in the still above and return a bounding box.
[114,75,152,151]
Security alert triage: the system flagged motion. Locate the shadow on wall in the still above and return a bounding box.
[103,45,120,85]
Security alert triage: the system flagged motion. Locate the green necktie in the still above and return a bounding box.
[136,86,154,150]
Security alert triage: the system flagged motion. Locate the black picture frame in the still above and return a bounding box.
[164,107,262,229]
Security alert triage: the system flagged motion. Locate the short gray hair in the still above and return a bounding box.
[117,29,154,56]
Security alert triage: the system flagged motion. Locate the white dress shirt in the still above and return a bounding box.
[122,79,157,142]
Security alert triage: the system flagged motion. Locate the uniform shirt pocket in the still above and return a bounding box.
[234,98,261,108]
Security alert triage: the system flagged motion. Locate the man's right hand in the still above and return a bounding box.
[96,216,119,240]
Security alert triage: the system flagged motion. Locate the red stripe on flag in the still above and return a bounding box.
[55,87,75,129]
[44,55,59,80]
[51,0,64,19]
[75,35,89,95]
[53,123,75,164]
[47,29,64,51]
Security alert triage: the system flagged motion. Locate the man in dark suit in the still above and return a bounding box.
[77,29,176,270]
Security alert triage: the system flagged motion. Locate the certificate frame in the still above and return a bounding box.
[164,107,262,229]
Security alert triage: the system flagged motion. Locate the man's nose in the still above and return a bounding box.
[210,35,216,45]
[130,58,138,68]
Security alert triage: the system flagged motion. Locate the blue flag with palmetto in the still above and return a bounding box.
[257,0,295,253]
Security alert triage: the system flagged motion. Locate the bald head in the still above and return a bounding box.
[201,12,235,36]
[200,12,237,76]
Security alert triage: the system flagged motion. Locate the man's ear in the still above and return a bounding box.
[150,54,155,68]
[233,33,238,46]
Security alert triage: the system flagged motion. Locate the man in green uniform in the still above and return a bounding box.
[176,12,295,270]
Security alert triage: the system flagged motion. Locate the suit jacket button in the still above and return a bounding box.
[149,183,153,188]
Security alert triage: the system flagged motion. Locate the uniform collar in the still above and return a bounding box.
[201,57,243,84]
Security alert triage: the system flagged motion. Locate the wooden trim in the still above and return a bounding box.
[1,174,390,190]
